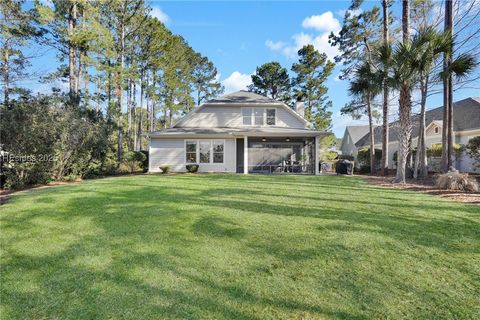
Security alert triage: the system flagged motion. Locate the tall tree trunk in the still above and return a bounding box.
[138,75,144,150]
[367,93,376,175]
[381,0,390,176]
[116,20,125,162]
[442,0,454,172]
[83,53,89,106]
[132,81,137,150]
[414,75,429,179]
[127,79,131,151]
[394,0,412,183]
[68,3,78,107]
[77,50,83,105]
[3,37,9,107]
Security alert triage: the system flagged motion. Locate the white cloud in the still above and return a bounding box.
[281,31,339,60]
[150,7,170,24]
[302,12,340,32]
[265,40,286,51]
[222,71,252,93]
[265,11,340,61]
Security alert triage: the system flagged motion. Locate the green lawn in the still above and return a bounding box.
[1,174,479,319]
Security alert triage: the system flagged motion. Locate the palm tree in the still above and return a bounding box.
[380,29,476,181]
[410,27,453,179]
[348,63,382,174]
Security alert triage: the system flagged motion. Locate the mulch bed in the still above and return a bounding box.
[364,174,480,205]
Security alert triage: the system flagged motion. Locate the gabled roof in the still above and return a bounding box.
[173,90,308,128]
[205,90,282,104]
[344,125,371,144]
[356,97,480,147]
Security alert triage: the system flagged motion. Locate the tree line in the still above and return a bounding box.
[330,0,478,183]
[1,0,223,188]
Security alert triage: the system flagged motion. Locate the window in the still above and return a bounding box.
[434,127,439,134]
[254,108,263,125]
[242,108,252,125]
[266,108,276,125]
[242,108,276,126]
[213,141,224,163]
[186,141,197,163]
[199,141,211,163]
[185,140,224,164]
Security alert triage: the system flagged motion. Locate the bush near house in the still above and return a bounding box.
[186,164,199,173]
[123,151,147,173]
[435,169,479,192]
[356,147,382,173]
[465,136,480,169]
[159,165,171,174]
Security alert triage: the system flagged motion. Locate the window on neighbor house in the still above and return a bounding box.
[186,141,197,163]
[434,127,439,134]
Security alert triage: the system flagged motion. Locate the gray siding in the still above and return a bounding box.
[149,138,237,173]
[179,105,306,128]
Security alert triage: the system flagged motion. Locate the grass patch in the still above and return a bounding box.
[1,174,479,319]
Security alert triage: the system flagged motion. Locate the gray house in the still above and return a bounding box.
[349,97,480,173]
[147,91,328,174]
[340,125,372,161]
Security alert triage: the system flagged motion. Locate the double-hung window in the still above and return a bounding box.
[213,141,224,163]
[242,108,276,126]
[242,108,252,125]
[186,141,197,163]
[199,141,211,163]
[266,108,276,125]
[185,140,224,164]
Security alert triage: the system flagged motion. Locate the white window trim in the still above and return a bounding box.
[241,107,276,127]
[184,139,225,165]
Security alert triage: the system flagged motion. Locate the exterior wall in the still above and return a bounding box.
[367,129,480,173]
[178,105,306,128]
[340,131,358,159]
[149,138,236,173]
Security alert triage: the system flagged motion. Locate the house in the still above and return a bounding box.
[340,125,372,161]
[353,97,480,172]
[147,91,328,174]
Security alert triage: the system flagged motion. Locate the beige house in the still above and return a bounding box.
[147,91,328,174]
[345,97,480,173]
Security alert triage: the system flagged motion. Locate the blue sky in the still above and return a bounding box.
[28,1,480,137]
[150,0,479,136]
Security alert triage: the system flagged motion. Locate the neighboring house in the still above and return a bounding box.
[340,125,372,161]
[354,97,480,173]
[147,91,328,174]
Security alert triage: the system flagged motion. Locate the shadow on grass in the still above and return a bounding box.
[1,174,479,319]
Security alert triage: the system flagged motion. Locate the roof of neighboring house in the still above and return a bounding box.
[344,125,371,144]
[148,126,327,138]
[356,97,480,147]
[205,90,282,105]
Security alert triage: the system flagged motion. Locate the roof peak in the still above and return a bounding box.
[205,90,280,104]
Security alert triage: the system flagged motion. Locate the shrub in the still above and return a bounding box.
[427,143,462,158]
[186,164,199,173]
[357,147,382,167]
[139,150,149,172]
[435,169,479,192]
[123,151,147,173]
[465,136,480,169]
[321,151,338,161]
[338,154,354,161]
[159,165,171,174]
